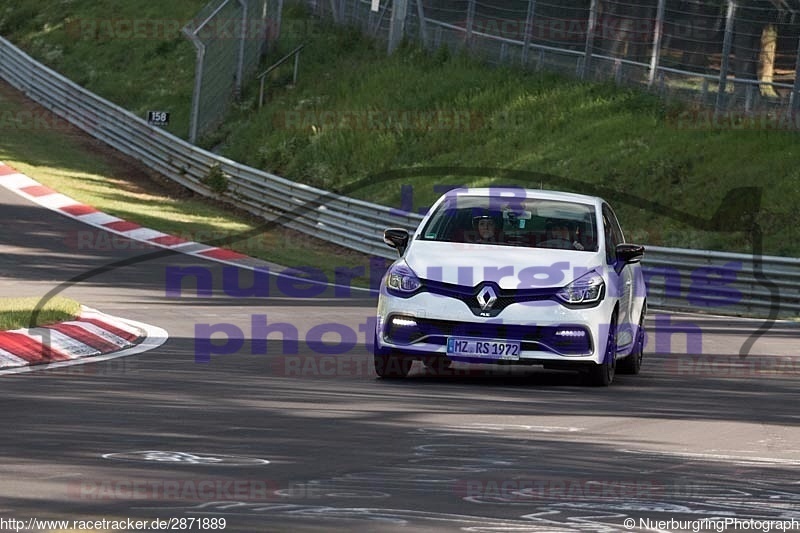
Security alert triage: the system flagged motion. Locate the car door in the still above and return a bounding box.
[602,204,635,349]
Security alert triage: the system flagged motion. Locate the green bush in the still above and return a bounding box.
[203,164,229,194]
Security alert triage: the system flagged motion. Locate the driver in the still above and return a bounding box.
[545,220,584,250]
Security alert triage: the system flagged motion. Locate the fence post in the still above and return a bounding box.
[648,0,666,87]
[416,0,429,47]
[388,0,409,54]
[582,0,599,79]
[790,36,800,113]
[745,83,754,112]
[183,28,205,144]
[274,0,284,40]
[522,0,536,65]
[369,0,385,35]
[236,0,247,100]
[329,0,340,23]
[465,0,476,48]
[716,0,737,114]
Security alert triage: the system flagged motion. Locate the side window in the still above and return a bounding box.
[602,204,624,264]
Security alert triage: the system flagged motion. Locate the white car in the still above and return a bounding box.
[374,188,646,386]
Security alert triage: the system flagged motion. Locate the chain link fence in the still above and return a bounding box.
[307,0,800,119]
[183,0,281,143]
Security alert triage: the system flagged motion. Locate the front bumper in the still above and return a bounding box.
[377,291,615,365]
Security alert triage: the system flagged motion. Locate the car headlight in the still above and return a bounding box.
[386,263,422,295]
[556,270,605,305]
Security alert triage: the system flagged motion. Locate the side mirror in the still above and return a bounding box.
[615,243,645,273]
[384,228,410,256]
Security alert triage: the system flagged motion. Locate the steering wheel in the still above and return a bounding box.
[539,238,574,249]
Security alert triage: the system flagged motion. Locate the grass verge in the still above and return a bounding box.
[0,297,81,330]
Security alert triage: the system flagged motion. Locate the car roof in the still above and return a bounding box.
[442,187,604,207]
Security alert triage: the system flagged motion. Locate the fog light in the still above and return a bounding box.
[555,329,586,337]
[387,316,423,345]
[391,317,418,328]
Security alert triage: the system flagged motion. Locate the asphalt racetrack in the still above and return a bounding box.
[1,184,799,533]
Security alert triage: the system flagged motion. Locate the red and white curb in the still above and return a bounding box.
[0,161,254,265]
[0,306,167,376]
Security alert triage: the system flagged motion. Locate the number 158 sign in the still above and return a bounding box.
[147,111,170,127]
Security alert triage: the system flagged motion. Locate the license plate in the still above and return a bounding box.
[446,337,520,360]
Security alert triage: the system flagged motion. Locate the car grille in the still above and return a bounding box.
[421,279,558,317]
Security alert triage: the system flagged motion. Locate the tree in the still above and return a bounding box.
[759,21,779,96]
[731,0,781,98]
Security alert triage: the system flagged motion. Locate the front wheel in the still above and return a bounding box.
[374,353,413,379]
[423,356,452,373]
[618,312,645,375]
[585,316,617,387]
[373,331,412,378]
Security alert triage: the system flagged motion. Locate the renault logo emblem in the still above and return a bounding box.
[476,286,498,311]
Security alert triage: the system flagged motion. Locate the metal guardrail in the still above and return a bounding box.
[642,246,799,317]
[0,36,798,317]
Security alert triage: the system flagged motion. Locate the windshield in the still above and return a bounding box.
[419,195,598,251]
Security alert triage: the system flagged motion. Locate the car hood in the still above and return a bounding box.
[404,241,603,290]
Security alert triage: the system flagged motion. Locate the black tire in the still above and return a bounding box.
[374,353,413,379]
[585,315,617,387]
[618,313,645,375]
[423,356,453,374]
[373,330,412,379]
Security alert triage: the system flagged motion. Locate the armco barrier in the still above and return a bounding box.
[642,247,799,317]
[0,36,798,317]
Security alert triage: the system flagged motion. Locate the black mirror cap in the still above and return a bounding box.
[616,243,645,266]
[384,228,410,255]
